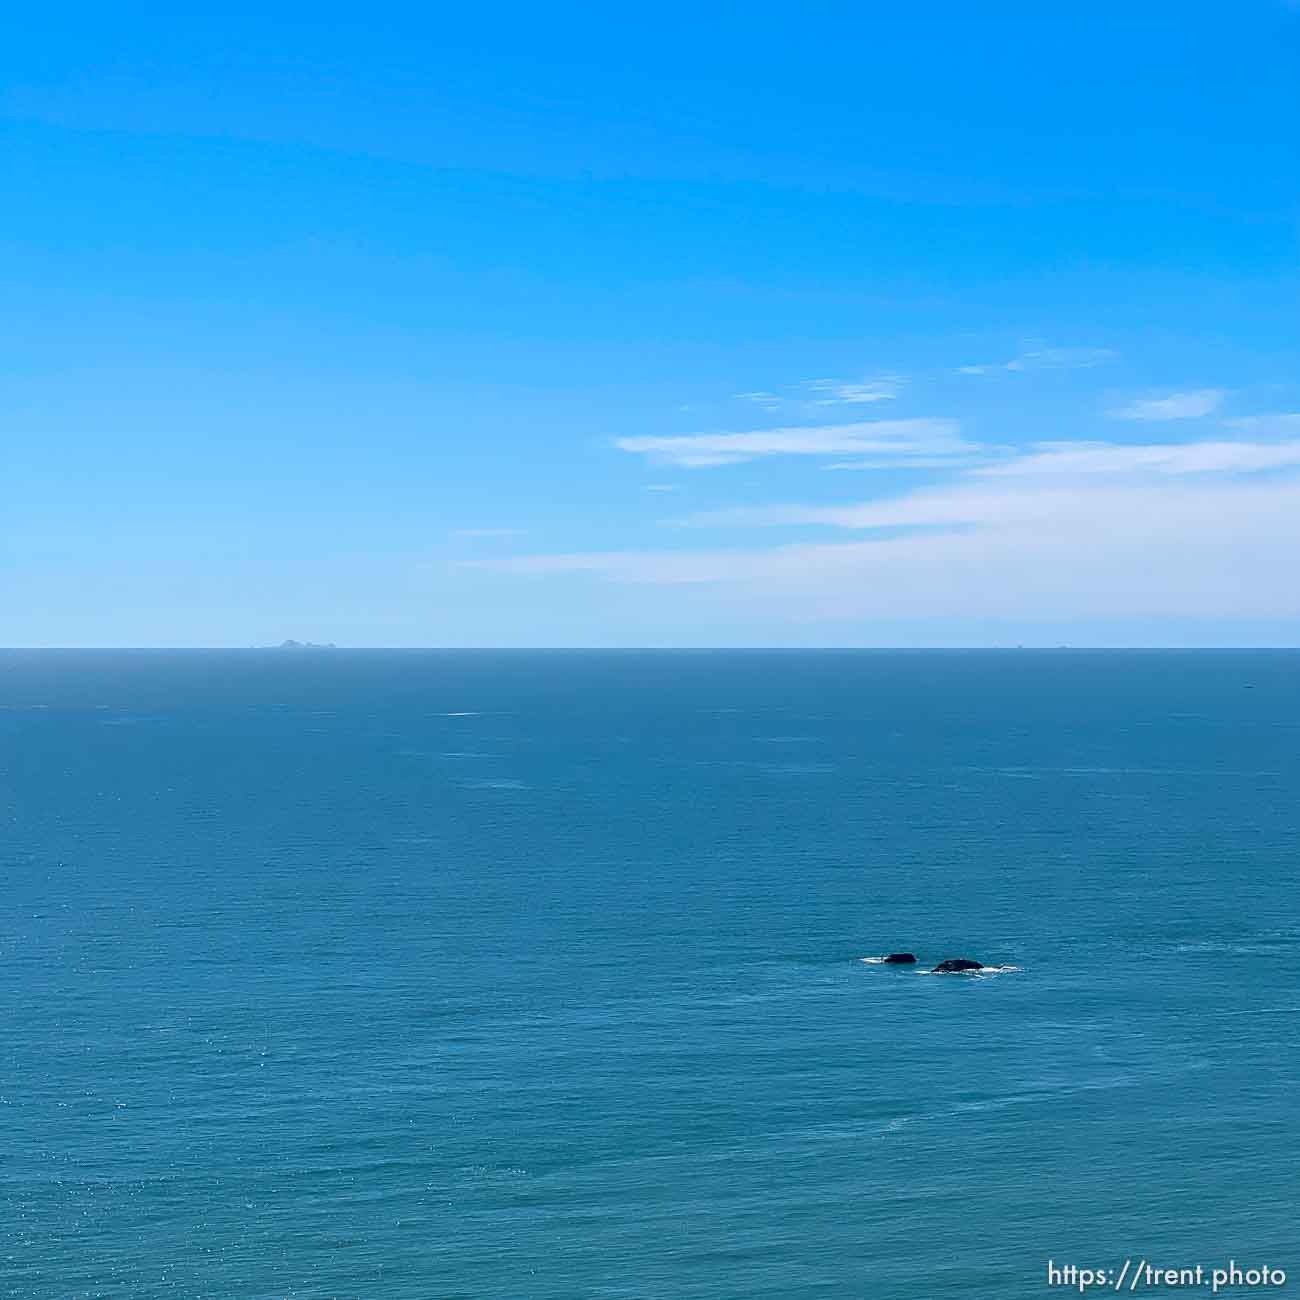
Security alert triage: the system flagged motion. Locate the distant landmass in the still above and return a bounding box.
[271,639,337,650]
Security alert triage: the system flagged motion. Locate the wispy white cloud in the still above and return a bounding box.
[662,492,1060,533]
[731,390,783,410]
[958,346,1118,376]
[644,483,679,492]
[1227,413,1300,436]
[660,438,1300,528]
[803,376,904,405]
[616,419,974,467]
[1008,347,1117,372]
[464,475,1300,622]
[1109,389,1224,421]
[824,454,993,471]
[451,528,527,539]
[470,433,1300,623]
[729,374,905,412]
[975,438,1300,477]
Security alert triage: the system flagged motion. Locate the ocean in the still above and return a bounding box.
[3,650,1297,1299]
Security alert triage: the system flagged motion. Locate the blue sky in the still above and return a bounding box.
[4,2,1299,646]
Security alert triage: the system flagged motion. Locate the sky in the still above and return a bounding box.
[3,2,1299,647]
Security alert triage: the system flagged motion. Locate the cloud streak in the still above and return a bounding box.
[975,438,1300,477]
[958,346,1117,375]
[731,390,782,410]
[730,374,905,412]
[803,376,904,405]
[1228,413,1300,436]
[465,477,1300,621]
[1109,389,1224,421]
[616,419,975,467]
[662,438,1300,528]
[469,434,1300,623]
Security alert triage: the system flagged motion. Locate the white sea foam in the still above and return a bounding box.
[919,964,1022,976]
[860,956,1020,973]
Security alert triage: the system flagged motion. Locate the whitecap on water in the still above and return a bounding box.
[918,964,1022,976]
[860,956,1021,974]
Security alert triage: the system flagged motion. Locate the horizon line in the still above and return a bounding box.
[3,645,1300,654]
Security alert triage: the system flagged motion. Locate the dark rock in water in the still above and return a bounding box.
[882,952,917,964]
[932,958,983,973]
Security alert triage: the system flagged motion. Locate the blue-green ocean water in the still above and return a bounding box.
[3,650,1298,1299]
